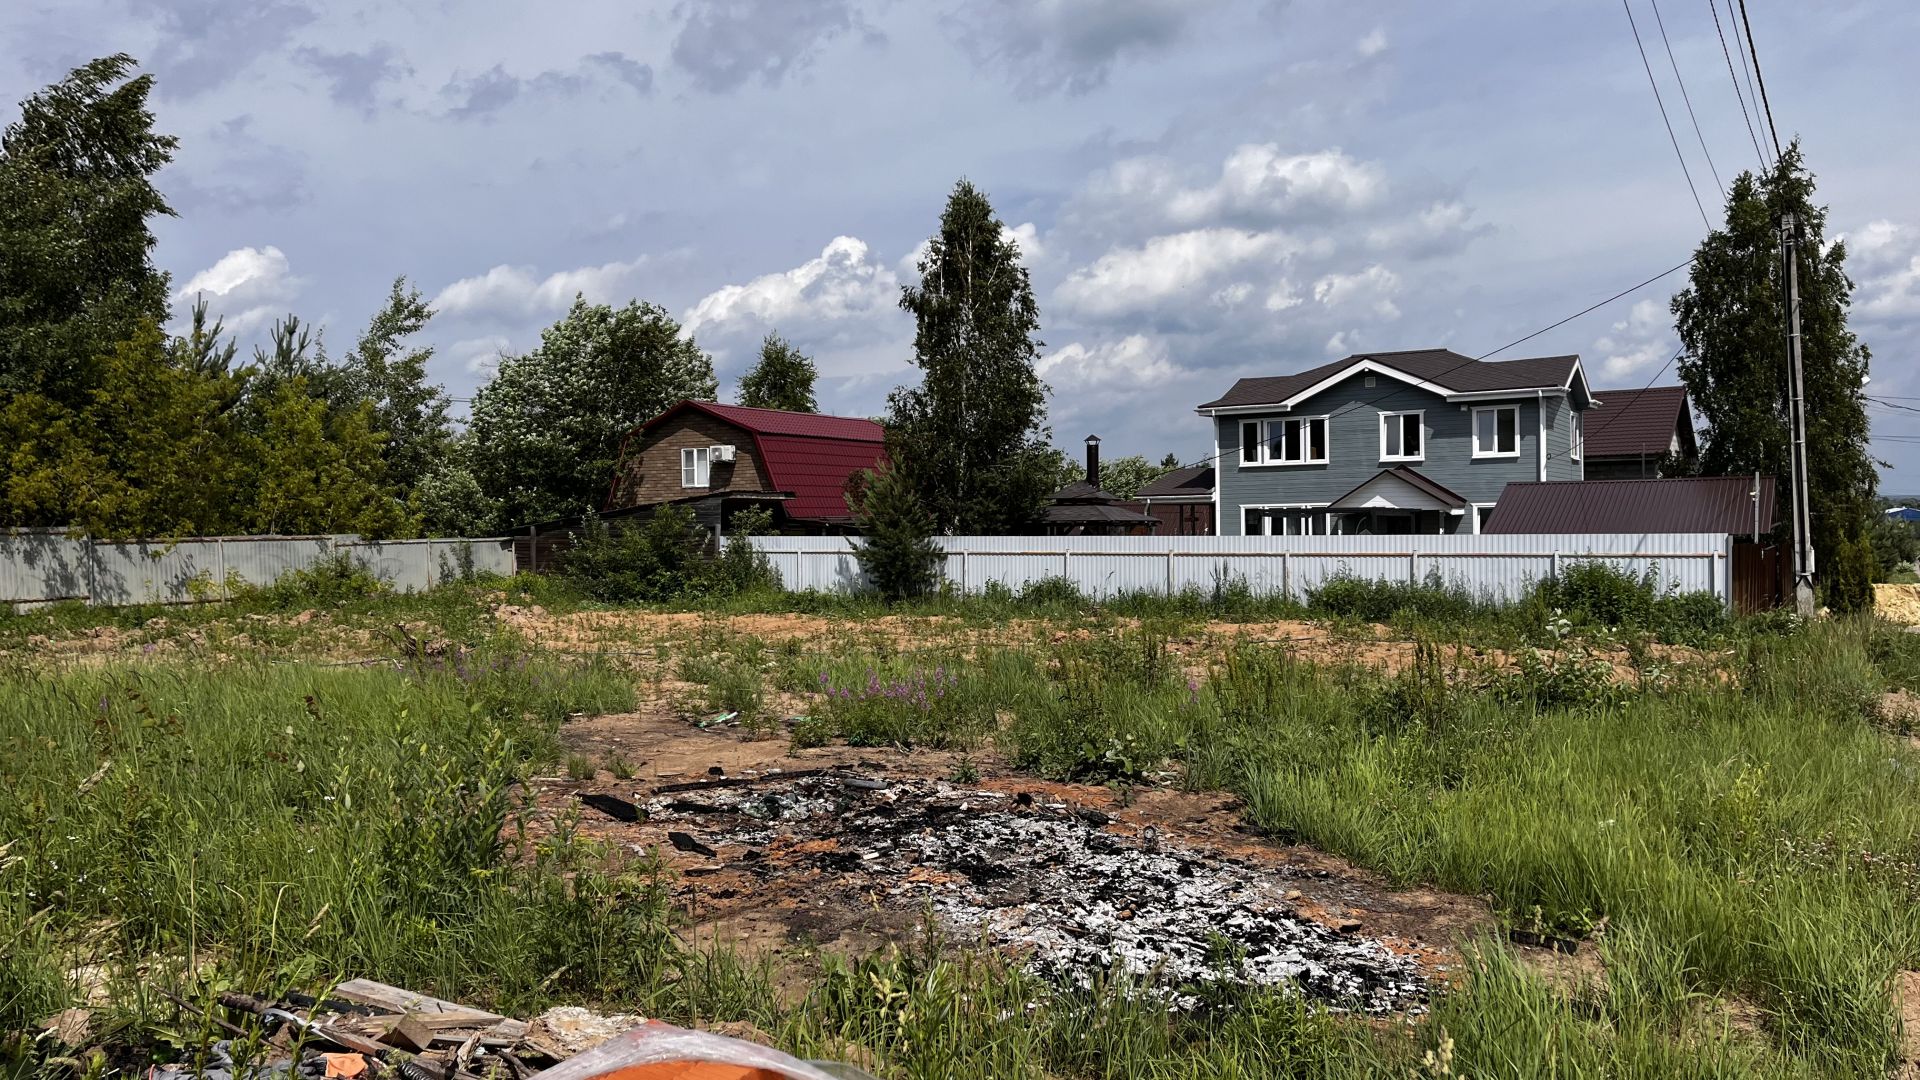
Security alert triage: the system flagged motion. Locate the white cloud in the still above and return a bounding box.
[430,256,653,319]
[1039,334,1187,394]
[681,235,900,339]
[1168,145,1384,226]
[1312,265,1400,318]
[1365,200,1490,257]
[173,245,300,334]
[1055,227,1294,318]
[1591,297,1675,382]
[1846,219,1920,320]
[1002,221,1046,262]
[1357,28,1388,58]
[449,335,513,376]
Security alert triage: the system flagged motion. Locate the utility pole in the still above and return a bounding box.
[1781,213,1817,615]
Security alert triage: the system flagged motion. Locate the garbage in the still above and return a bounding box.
[534,1021,866,1080]
[636,773,1429,1013]
[578,794,641,823]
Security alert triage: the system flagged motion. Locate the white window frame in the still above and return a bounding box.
[1240,503,1330,536]
[680,445,711,488]
[1570,411,1583,462]
[1239,415,1330,467]
[1379,410,1425,462]
[1470,502,1497,535]
[1472,405,1520,459]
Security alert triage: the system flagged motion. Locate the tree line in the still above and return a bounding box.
[1,55,1881,614]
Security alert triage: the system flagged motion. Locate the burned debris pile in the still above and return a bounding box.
[624,772,1428,1013]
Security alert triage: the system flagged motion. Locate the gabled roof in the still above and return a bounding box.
[1136,465,1214,500]
[633,401,886,522]
[1328,466,1467,511]
[1196,349,1584,412]
[1485,476,1776,535]
[1050,479,1124,504]
[1041,502,1160,526]
[1584,386,1692,458]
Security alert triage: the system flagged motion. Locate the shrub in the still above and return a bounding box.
[847,463,943,600]
[704,506,782,597]
[1823,528,1875,614]
[1533,561,1728,643]
[1307,573,1484,624]
[251,551,390,607]
[557,506,710,603]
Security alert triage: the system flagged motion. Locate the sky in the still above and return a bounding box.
[6,0,1920,485]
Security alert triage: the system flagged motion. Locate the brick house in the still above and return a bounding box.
[604,401,886,534]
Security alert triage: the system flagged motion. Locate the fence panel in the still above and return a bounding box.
[750,534,1733,607]
[2,534,517,608]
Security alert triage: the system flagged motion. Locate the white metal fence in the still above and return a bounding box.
[750,534,1736,605]
[1,532,517,608]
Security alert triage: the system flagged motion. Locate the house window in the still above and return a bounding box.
[1241,422,1259,464]
[680,446,711,488]
[1380,410,1424,461]
[1243,507,1264,535]
[1473,405,1519,458]
[1472,504,1497,534]
[1243,508,1323,535]
[1241,416,1328,465]
[1570,412,1583,461]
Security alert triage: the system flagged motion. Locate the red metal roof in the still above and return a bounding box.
[1486,476,1776,535]
[1585,386,1690,458]
[637,401,886,522]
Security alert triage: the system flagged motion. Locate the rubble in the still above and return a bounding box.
[636,774,1428,1013]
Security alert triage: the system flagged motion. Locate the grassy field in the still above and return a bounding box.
[6,570,1920,1078]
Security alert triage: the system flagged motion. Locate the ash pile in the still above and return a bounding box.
[635,773,1427,1013]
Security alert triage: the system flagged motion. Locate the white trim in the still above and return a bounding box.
[1472,404,1520,459]
[1444,387,1570,403]
[1378,409,1425,462]
[1267,359,1454,410]
[1210,426,1221,535]
[1239,415,1330,467]
[1469,502,1497,536]
[1570,411,1583,462]
[1239,503,1333,537]
[1536,390,1547,481]
[680,445,712,488]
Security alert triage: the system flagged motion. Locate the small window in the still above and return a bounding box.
[1243,507,1265,535]
[1570,412,1583,461]
[1473,406,1519,457]
[1475,505,1497,533]
[1241,422,1259,464]
[1380,411,1423,461]
[681,446,711,488]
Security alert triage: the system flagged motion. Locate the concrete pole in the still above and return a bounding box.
[1781,213,1817,615]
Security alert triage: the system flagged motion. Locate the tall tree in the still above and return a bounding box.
[1673,141,1876,610]
[341,277,452,493]
[244,382,413,538]
[0,55,176,407]
[737,333,818,412]
[889,179,1054,534]
[467,296,716,527]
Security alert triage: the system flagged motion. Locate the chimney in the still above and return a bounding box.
[1085,434,1102,491]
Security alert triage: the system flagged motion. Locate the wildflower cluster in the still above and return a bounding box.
[809,665,975,748]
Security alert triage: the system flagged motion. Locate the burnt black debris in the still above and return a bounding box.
[641,775,1427,1013]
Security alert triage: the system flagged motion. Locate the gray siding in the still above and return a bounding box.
[1213,373,1587,535]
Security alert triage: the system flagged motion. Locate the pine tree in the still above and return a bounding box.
[342,277,451,494]
[738,333,819,412]
[889,179,1054,534]
[847,464,943,600]
[1672,141,1876,611]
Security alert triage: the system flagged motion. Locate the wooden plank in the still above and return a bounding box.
[330,980,503,1027]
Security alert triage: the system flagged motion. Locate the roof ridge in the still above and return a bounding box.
[696,400,881,424]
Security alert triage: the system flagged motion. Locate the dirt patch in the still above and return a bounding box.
[1898,971,1920,1079]
[534,710,1492,1012]
[1879,585,1920,627]
[1881,691,1920,735]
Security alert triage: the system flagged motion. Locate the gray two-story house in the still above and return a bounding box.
[1196,348,1596,535]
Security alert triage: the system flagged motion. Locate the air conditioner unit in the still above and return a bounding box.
[712,444,736,462]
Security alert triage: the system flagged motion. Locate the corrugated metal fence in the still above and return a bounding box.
[1,531,517,608]
[750,534,1735,606]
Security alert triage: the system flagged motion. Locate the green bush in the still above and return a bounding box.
[847,463,943,600]
[1533,561,1729,643]
[1307,573,1487,624]
[557,505,777,604]
[251,551,391,607]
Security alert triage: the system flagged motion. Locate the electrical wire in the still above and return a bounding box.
[1708,0,1770,171]
[1736,0,1785,159]
[1649,0,1724,195]
[1622,0,1714,229]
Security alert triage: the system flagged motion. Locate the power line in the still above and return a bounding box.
[1649,0,1724,195]
[1736,0,1785,159]
[1621,0,1714,228]
[1723,0,1770,163]
[1475,257,1694,361]
[1708,0,1769,171]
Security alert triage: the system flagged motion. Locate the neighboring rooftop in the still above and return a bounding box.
[1584,385,1694,459]
[1485,476,1776,535]
[1136,465,1214,500]
[635,401,886,522]
[1197,349,1583,411]
[642,401,885,443]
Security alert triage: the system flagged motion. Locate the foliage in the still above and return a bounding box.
[1869,512,1919,582]
[468,297,716,528]
[1823,528,1876,614]
[1674,141,1876,604]
[337,277,451,494]
[847,463,943,600]
[246,380,415,538]
[556,505,777,604]
[737,333,818,413]
[1099,453,1176,499]
[712,505,782,597]
[1308,573,1491,625]
[0,55,176,411]
[244,551,391,608]
[1536,561,1730,641]
[888,179,1056,534]
[410,439,503,537]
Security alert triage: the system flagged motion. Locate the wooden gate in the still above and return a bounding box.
[1731,542,1788,613]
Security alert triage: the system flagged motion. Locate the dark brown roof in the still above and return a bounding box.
[1329,466,1467,510]
[1050,480,1124,503]
[1136,465,1214,500]
[1040,502,1160,526]
[1485,476,1776,535]
[1585,385,1691,458]
[1196,349,1581,410]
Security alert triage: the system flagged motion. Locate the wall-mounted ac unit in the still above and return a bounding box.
[712,444,736,462]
